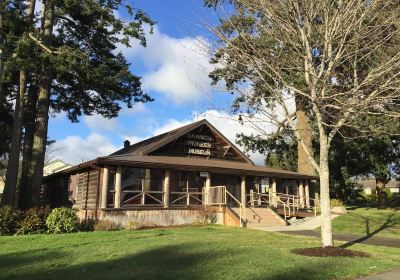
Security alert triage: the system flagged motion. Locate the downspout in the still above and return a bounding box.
[95,166,102,220]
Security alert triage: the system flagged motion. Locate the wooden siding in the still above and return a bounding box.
[76,169,99,210]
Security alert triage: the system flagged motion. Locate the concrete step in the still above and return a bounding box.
[229,207,287,227]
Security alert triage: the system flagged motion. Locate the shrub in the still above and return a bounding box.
[46,208,78,234]
[126,221,145,230]
[79,218,97,232]
[0,206,22,235]
[194,208,218,225]
[330,199,345,208]
[93,220,121,231]
[17,208,50,234]
[362,193,378,203]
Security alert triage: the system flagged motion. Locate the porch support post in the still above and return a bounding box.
[272,177,277,207]
[299,179,305,208]
[205,173,211,205]
[305,180,310,207]
[163,169,170,208]
[241,175,246,207]
[100,167,109,209]
[114,166,122,208]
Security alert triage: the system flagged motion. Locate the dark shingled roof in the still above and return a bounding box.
[109,119,253,164]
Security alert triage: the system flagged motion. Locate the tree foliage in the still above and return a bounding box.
[207,0,400,247]
[0,0,155,208]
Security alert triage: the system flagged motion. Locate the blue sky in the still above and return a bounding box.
[48,0,264,165]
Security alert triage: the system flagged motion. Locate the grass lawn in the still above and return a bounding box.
[332,206,400,239]
[1,226,400,280]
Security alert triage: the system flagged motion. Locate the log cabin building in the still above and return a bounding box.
[43,119,318,228]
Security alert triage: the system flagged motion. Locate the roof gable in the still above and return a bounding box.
[110,119,253,164]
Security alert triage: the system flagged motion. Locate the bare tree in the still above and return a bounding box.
[209,0,400,247]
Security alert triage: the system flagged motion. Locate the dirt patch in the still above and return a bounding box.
[291,247,370,257]
[136,224,205,230]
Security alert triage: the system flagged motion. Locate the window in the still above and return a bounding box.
[121,167,142,191]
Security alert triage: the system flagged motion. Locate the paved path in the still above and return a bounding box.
[250,214,339,232]
[279,230,400,248]
[356,269,400,280]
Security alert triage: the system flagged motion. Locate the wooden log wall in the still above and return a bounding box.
[76,169,100,210]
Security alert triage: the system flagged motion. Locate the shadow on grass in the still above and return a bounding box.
[340,212,400,248]
[1,242,363,280]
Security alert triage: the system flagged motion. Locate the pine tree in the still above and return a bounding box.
[1,0,155,208]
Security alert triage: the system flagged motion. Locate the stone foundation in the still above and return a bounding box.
[77,208,224,227]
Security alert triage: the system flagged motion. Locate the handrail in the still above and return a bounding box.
[225,189,246,227]
[274,196,291,220]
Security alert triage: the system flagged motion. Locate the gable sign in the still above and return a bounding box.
[184,133,214,156]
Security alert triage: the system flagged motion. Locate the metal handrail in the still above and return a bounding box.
[274,196,291,220]
[225,189,246,227]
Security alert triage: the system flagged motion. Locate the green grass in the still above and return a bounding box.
[1,226,400,280]
[332,206,400,239]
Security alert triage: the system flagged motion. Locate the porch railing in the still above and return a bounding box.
[170,189,203,206]
[203,186,226,206]
[121,190,164,206]
[249,191,318,218]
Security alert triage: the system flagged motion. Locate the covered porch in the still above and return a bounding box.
[99,164,317,216]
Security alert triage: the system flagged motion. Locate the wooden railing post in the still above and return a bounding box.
[299,179,305,208]
[305,180,310,208]
[241,175,246,207]
[271,177,277,207]
[101,167,109,209]
[114,166,121,208]
[163,169,170,208]
[205,173,211,205]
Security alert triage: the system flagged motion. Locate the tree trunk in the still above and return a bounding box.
[0,5,4,107]
[1,0,36,208]
[375,178,387,209]
[1,71,26,207]
[26,0,54,207]
[295,95,316,176]
[319,135,334,247]
[19,78,39,209]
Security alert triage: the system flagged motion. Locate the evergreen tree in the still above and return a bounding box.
[1,0,155,208]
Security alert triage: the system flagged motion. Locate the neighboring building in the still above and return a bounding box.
[43,119,317,228]
[358,177,400,194]
[43,160,72,176]
[0,159,71,197]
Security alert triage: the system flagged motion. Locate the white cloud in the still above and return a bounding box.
[152,118,192,135]
[118,27,214,103]
[120,102,148,115]
[84,115,119,132]
[51,133,118,164]
[82,103,148,133]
